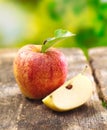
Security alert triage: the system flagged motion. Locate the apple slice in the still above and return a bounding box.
[42,73,93,112]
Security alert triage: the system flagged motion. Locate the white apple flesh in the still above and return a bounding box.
[42,73,93,112]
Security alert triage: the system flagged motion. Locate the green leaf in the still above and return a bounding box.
[41,29,75,53]
[54,29,74,38]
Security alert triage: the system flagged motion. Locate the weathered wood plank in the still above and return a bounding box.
[0,48,107,130]
[0,50,21,130]
[89,47,107,103]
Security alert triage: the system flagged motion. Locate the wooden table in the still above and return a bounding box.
[0,48,107,130]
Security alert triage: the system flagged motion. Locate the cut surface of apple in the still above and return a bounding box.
[42,73,93,112]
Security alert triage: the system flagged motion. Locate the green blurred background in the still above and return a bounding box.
[0,0,107,50]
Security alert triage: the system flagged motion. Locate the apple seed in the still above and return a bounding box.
[66,84,73,89]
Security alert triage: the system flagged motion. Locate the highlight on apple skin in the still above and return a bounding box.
[42,73,93,112]
[13,44,68,99]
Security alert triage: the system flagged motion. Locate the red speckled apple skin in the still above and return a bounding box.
[13,45,67,99]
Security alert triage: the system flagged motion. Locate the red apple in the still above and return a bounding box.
[13,44,67,99]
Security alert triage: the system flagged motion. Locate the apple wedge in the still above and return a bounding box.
[42,73,93,112]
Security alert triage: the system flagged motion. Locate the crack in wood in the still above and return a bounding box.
[0,48,107,130]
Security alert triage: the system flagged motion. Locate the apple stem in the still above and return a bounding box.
[41,40,48,53]
[43,40,47,45]
[81,65,88,75]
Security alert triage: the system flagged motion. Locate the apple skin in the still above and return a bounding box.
[13,44,67,99]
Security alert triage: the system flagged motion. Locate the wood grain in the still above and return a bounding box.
[0,48,107,130]
[89,47,107,103]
